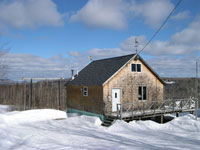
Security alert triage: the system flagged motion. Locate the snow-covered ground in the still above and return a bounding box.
[0,105,200,150]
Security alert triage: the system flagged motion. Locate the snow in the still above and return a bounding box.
[164,81,175,84]
[0,105,200,150]
[0,105,13,114]
[0,109,67,125]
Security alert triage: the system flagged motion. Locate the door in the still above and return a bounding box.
[112,89,121,112]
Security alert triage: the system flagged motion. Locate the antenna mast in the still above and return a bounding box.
[88,56,93,61]
[134,38,139,54]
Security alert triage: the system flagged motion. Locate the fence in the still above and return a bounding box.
[0,79,68,111]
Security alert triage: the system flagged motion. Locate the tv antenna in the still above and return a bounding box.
[134,38,139,54]
[88,56,93,61]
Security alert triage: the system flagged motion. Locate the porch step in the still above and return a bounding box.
[101,116,116,127]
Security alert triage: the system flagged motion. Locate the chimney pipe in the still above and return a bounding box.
[77,70,79,76]
[71,69,74,80]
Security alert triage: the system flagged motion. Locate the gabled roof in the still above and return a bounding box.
[67,54,135,86]
[66,53,164,86]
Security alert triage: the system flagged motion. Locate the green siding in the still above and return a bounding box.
[67,108,105,121]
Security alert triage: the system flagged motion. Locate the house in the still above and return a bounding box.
[65,54,164,120]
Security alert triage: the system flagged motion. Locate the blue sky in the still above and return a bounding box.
[0,0,200,80]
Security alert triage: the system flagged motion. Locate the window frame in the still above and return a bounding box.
[131,63,142,72]
[83,86,88,96]
[138,85,147,100]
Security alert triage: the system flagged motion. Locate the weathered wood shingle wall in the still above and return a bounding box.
[103,59,164,111]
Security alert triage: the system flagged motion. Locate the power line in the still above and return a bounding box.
[138,0,182,54]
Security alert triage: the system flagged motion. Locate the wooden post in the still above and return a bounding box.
[195,99,198,120]
[143,101,145,114]
[58,80,61,110]
[120,104,122,120]
[161,115,164,124]
[29,79,33,109]
[180,100,182,110]
[24,82,26,110]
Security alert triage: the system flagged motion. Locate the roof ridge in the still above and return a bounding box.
[93,53,136,62]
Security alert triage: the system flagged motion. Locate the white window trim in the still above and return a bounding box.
[131,63,142,73]
[83,86,88,96]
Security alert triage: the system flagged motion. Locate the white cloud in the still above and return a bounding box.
[146,16,200,55]
[2,52,92,80]
[2,53,71,80]
[171,11,190,21]
[70,0,127,30]
[82,16,200,77]
[130,0,174,27]
[146,55,198,77]
[116,16,200,56]
[0,0,64,29]
[87,48,125,60]
[68,51,81,57]
[70,0,175,29]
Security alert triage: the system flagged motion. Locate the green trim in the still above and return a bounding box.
[67,108,105,121]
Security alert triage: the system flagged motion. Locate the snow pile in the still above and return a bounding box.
[0,105,13,114]
[0,109,67,125]
[67,114,102,126]
[167,114,200,132]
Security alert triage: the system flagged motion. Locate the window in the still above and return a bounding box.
[131,64,141,72]
[138,86,147,100]
[137,64,141,72]
[83,86,88,96]
[115,93,117,98]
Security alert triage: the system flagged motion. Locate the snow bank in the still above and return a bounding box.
[67,114,102,126]
[0,105,12,114]
[166,114,200,132]
[0,109,67,125]
[108,119,164,133]
[109,114,200,133]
